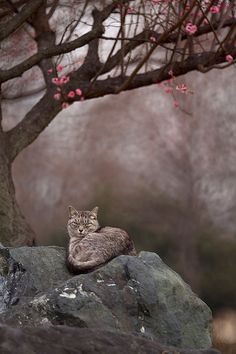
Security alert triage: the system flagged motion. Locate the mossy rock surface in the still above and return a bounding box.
[0,247,213,350]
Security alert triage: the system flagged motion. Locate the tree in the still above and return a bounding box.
[0,0,235,246]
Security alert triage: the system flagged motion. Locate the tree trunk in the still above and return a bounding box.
[0,138,35,246]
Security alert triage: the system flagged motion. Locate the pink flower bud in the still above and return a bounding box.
[47,68,53,74]
[53,93,61,101]
[56,65,64,72]
[210,6,220,14]
[176,83,188,93]
[185,22,197,35]
[226,54,233,63]
[127,7,135,14]
[62,102,69,109]
[174,101,179,108]
[60,75,70,84]
[150,36,156,43]
[52,77,60,85]
[68,91,75,98]
[165,87,173,94]
[75,88,82,96]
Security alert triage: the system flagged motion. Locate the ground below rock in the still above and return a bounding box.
[0,247,213,350]
[0,325,221,354]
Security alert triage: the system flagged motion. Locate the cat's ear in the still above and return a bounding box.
[91,206,98,216]
[68,205,78,218]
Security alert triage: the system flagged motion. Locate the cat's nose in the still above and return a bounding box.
[79,227,83,233]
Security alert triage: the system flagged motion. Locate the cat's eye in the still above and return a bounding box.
[90,216,96,220]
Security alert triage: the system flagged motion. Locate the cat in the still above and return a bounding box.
[66,206,136,274]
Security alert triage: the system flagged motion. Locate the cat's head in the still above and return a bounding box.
[67,206,100,237]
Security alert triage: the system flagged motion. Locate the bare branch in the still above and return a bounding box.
[84,48,236,100]
[0,0,43,41]
[0,0,127,83]
[7,91,61,161]
[5,0,132,160]
[0,28,103,83]
[2,0,236,162]
[47,0,59,20]
[100,18,236,77]
[32,3,56,86]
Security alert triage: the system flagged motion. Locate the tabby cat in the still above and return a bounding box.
[66,206,136,274]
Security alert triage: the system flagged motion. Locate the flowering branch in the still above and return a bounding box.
[2,0,236,161]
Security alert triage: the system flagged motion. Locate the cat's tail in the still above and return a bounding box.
[66,256,101,274]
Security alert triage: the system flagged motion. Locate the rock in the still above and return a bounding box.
[0,248,213,350]
[9,246,71,295]
[0,325,221,354]
[0,248,24,312]
[0,246,71,311]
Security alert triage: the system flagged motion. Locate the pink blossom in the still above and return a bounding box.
[68,91,75,98]
[165,87,173,93]
[185,22,197,35]
[225,54,233,63]
[75,88,82,96]
[60,75,70,84]
[56,65,63,72]
[51,77,60,85]
[150,36,156,43]
[210,6,220,14]
[127,7,135,14]
[176,83,188,93]
[62,102,69,109]
[80,96,85,101]
[53,93,61,101]
[174,100,179,108]
[47,68,53,74]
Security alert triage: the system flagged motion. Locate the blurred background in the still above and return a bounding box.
[3,66,236,353]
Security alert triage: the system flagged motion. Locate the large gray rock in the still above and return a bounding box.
[9,246,71,295]
[0,248,24,312]
[0,325,220,354]
[0,246,71,311]
[0,248,213,350]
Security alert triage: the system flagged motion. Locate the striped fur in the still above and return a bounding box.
[67,206,136,274]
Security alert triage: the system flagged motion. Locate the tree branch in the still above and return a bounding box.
[3,0,236,162]
[99,18,236,76]
[4,1,132,160]
[0,0,43,41]
[32,2,56,87]
[7,91,61,161]
[0,0,127,84]
[72,8,103,81]
[81,48,236,100]
[0,27,104,84]
[6,45,236,161]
